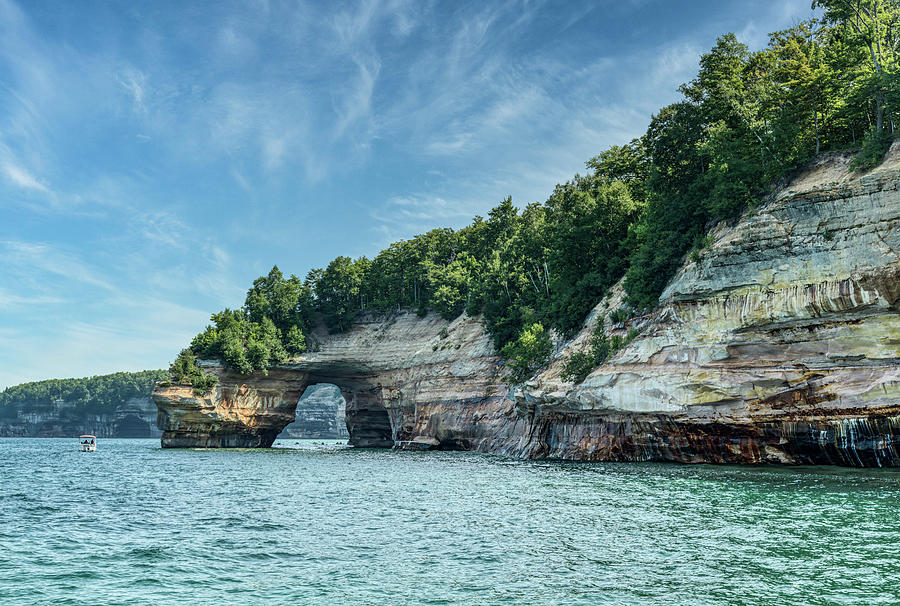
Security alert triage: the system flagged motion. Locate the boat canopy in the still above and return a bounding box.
[79,435,96,438]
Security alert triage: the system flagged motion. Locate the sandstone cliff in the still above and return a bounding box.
[154,144,900,466]
[154,310,508,448]
[518,145,900,465]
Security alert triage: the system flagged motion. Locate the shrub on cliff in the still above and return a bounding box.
[191,311,290,375]
[169,350,218,395]
[562,321,611,384]
[284,325,306,355]
[850,129,892,172]
[608,307,633,325]
[501,323,552,384]
[561,319,637,384]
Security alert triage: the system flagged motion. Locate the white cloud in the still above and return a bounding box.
[369,193,487,244]
[2,160,50,194]
[332,54,381,140]
[0,233,234,388]
[0,0,831,388]
[0,288,63,308]
[1,240,116,293]
[116,68,148,115]
[367,31,705,242]
[425,133,475,155]
[0,298,211,388]
[262,135,287,172]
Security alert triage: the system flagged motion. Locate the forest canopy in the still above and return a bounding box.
[0,370,168,417]
[180,4,900,381]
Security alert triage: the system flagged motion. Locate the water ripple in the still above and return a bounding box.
[2,438,900,604]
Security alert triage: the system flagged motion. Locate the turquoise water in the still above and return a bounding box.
[3,438,900,605]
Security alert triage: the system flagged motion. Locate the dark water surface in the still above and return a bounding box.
[2,438,899,605]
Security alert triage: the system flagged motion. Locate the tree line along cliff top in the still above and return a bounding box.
[0,370,168,417]
[172,2,900,386]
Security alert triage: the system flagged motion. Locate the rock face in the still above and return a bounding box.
[1,397,161,438]
[154,145,900,466]
[154,369,307,447]
[154,310,507,449]
[518,146,900,465]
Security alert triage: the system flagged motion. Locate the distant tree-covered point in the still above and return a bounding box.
[179,3,900,383]
[0,370,168,417]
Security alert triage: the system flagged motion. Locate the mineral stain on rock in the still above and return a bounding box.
[155,144,900,466]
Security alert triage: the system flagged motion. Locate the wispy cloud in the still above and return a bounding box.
[0,0,824,386]
[332,54,381,141]
[0,288,63,308]
[116,68,148,115]
[1,159,50,194]
[371,193,479,240]
[1,240,116,292]
[364,2,818,244]
[0,233,236,388]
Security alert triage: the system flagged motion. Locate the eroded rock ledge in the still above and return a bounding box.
[154,145,900,466]
[154,310,508,449]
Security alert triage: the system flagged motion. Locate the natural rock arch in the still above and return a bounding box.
[155,368,399,448]
[153,310,507,450]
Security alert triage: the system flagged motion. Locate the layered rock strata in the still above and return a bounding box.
[518,146,900,465]
[1,397,161,438]
[154,311,508,449]
[154,146,900,466]
[155,369,306,447]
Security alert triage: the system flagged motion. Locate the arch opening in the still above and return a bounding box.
[275,380,394,448]
[278,383,348,440]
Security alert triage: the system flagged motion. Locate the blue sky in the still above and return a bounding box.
[0,0,818,388]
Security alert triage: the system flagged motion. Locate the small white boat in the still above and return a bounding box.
[78,435,97,452]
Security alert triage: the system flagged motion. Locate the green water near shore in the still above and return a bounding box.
[3,438,899,605]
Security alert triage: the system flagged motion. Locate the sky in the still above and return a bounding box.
[0,0,819,388]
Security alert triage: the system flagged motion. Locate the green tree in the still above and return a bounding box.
[544,179,639,333]
[586,138,650,203]
[284,325,307,355]
[624,101,708,310]
[245,265,312,334]
[501,323,552,383]
[170,349,218,395]
[814,0,900,135]
[314,256,367,332]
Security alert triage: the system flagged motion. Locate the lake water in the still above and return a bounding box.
[3,438,900,605]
